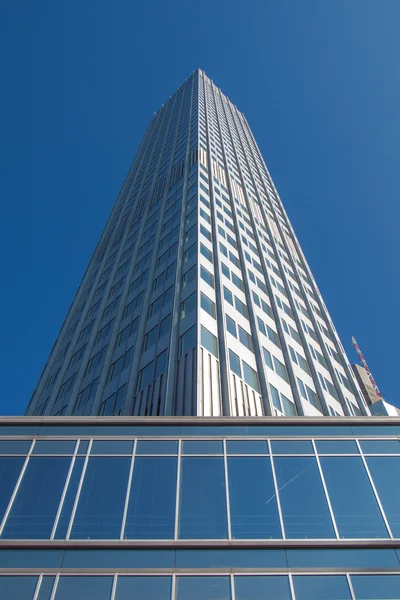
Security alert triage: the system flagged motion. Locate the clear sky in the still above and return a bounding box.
[1,0,399,415]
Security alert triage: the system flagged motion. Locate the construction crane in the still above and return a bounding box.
[352,336,382,399]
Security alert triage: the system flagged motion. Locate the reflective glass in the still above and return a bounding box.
[351,575,400,599]
[321,457,389,538]
[54,576,113,600]
[0,548,64,568]
[91,440,134,454]
[360,440,400,454]
[271,440,314,454]
[0,440,32,454]
[366,457,400,536]
[234,575,291,600]
[77,440,90,454]
[183,440,223,454]
[293,575,351,600]
[71,457,130,539]
[0,576,38,599]
[32,440,76,454]
[54,457,85,539]
[175,549,287,568]
[125,457,177,539]
[287,548,400,568]
[0,457,24,522]
[228,457,281,539]
[226,440,269,454]
[62,548,174,568]
[274,456,335,538]
[115,576,172,600]
[1,457,70,539]
[316,440,359,454]
[36,577,55,600]
[176,576,231,600]
[136,440,178,454]
[179,457,228,539]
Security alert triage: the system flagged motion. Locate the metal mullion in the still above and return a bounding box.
[223,439,232,540]
[0,438,35,535]
[110,573,118,600]
[312,439,340,539]
[267,439,286,539]
[355,438,394,538]
[288,573,296,600]
[174,439,182,540]
[49,574,60,600]
[32,574,43,600]
[120,439,137,540]
[171,573,177,600]
[66,438,93,540]
[346,573,357,600]
[230,572,236,600]
[50,439,80,540]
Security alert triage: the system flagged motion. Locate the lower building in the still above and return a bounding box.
[0,416,399,599]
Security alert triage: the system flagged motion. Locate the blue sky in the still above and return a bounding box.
[1,0,399,415]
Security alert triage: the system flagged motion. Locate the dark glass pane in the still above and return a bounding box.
[316,440,359,454]
[77,440,90,454]
[351,575,400,599]
[0,457,24,522]
[176,576,231,600]
[266,425,353,437]
[36,577,55,600]
[136,440,178,454]
[293,575,351,600]
[124,457,177,539]
[235,575,291,600]
[226,440,269,454]
[0,548,64,568]
[0,576,38,599]
[2,457,70,539]
[228,457,281,539]
[321,457,388,538]
[175,549,287,568]
[366,457,400,537]
[0,440,32,454]
[360,440,400,454]
[91,440,134,454]
[32,440,76,454]
[351,426,400,437]
[287,548,400,568]
[115,576,172,600]
[183,440,223,454]
[62,548,174,569]
[274,457,335,538]
[0,426,39,436]
[271,440,313,454]
[179,457,228,539]
[54,457,85,539]
[54,576,113,600]
[71,457,130,539]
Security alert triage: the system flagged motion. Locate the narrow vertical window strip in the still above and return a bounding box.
[174,439,182,541]
[311,439,340,540]
[65,439,93,540]
[267,439,286,540]
[119,439,137,540]
[50,439,80,539]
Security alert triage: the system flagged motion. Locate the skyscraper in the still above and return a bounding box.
[1,71,399,598]
[27,69,368,420]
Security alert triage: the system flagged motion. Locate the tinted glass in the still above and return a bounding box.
[316,440,359,454]
[71,457,130,539]
[0,440,32,454]
[54,576,113,600]
[36,577,55,600]
[179,457,228,539]
[351,575,400,599]
[2,457,70,539]
[175,549,287,568]
[287,548,400,568]
[136,440,178,454]
[176,576,231,600]
[91,440,134,454]
[54,457,85,539]
[366,457,400,537]
[235,575,291,600]
[115,576,172,600]
[321,457,388,538]
[226,440,269,454]
[293,575,351,600]
[183,440,223,454]
[32,440,76,454]
[78,440,90,454]
[271,440,314,454]
[274,457,335,538]
[0,576,38,599]
[228,457,281,539]
[62,548,174,569]
[125,457,177,539]
[0,457,24,522]
[360,440,400,454]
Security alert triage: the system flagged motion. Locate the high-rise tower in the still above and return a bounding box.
[26,70,368,419]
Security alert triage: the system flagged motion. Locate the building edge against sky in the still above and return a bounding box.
[26,69,370,419]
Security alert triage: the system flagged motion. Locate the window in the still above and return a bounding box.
[178,326,196,357]
[183,265,196,288]
[229,349,241,377]
[223,286,233,305]
[235,297,249,319]
[273,356,290,383]
[200,243,213,262]
[200,293,216,318]
[201,325,218,357]
[143,326,158,351]
[267,326,280,348]
[200,265,214,288]
[242,361,260,392]
[238,326,254,352]
[136,361,154,391]
[257,317,266,336]
[226,315,237,337]
[181,292,196,319]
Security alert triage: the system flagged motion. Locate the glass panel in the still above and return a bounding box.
[70,457,130,539]
[360,440,400,454]
[201,325,219,357]
[1,457,71,539]
[62,549,174,569]
[36,577,55,600]
[179,457,228,539]
[274,457,335,538]
[54,576,113,600]
[77,440,90,454]
[0,440,32,454]
[235,575,292,600]
[226,440,269,454]
[293,575,351,600]
[287,548,400,568]
[183,440,223,454]
[0,548,64,568]
[316,440,359,454]
[228,457,281,539]
[32,440,76,454]
[91,440,134,454]
[321,457,389,538]
[115,576,172,600]
[176,576,231,600]
[175,549,287,568]
[136,440,178,454]
[271,440,314,454]
[351,575,400,599]
[0,457,24,522]
[54,457,85,539]
[0,576,38,599]
[242,361,260,392]
[366,457,400,537]
[124,457,177,539]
